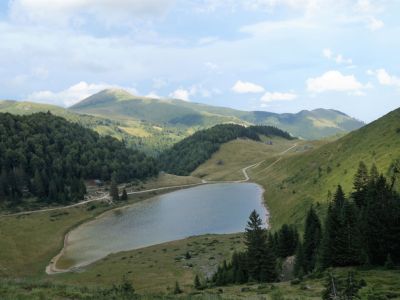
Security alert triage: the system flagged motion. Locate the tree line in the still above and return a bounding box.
[160,124,294,175]
[212,161,400,286]
[0,112,158,206]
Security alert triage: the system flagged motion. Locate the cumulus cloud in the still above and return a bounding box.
[169,88,191,101]
[367,17,384,31]
[232,80,265,93]
[261,91,297,103]
[146,91,161,99]
[322,48,352,65]
[373,69,400,87]
[307,70,367,94]
[9,0,175,26]
[27,81,138,107]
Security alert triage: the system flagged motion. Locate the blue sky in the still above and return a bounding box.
[0,0,399,122]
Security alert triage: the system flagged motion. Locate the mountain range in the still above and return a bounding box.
[0,89,364,154]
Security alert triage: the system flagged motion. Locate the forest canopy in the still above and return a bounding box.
[0,112,158,206]
[159,124,294,175]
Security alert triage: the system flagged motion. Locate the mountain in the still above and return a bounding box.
[0,99,188,155]
[249,106,400,228]
[71,89,364,140]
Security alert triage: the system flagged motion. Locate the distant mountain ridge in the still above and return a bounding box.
[70,89,364,140]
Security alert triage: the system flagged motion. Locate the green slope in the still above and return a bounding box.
[249,107,400,228]
[71,89,364,139]
[0,99,187,155]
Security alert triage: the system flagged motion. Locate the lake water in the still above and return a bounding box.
[58,182,268,269]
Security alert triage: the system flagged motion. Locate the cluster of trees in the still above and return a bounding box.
[0,112,158,205]
[213,162,400,286]
[296,162,400,275]
[160,124,293,175]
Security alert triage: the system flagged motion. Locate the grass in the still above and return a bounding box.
[54,234,245,294]
[192,137,301,181]
[247,107,400,229]
[0,174,202,279]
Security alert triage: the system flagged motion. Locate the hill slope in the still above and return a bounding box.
[159,124,294,175]
[248,107,400,228]
[0,100,188,155]
[71,89,364,140]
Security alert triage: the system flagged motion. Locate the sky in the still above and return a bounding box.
[0,0,399,122]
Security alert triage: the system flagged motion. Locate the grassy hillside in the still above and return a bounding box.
[71,89,247,127]
[192,137,299,181]
[159,124,294,176]
[248,107,400,229]
[0,100,189,155]
[71,89,364,140]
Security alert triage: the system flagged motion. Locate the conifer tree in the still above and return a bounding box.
[352,161,369,207]
[294,242,305,277]
[337,201,362,266]
[277,224,299,258]
[194,274,202,290]
[320,185,346,268]
[110,180,119,201]
[173,281,182,294]
[121,188,128,201]
[303,206,322,273]
[245,210,277,282]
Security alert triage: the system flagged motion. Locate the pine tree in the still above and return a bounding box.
[352,161,369,207]
[173,281,182,294]
[33,169,45,198]
[245,210,277,282]
[303,206,322,273]
[194,274,202,290]
[369,164,379,183]
[277,224,299,258]
[110,180,119,201]
[294,242,305,277]
[121,188,128,201]
[337,201,362,266]
[245,210,267,281]
[320,185,346,268]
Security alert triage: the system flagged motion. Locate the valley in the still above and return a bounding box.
[0,99,399,299]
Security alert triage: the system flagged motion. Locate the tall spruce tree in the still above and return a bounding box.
[245,210,277,282]
[320,185,346,268]
[303,206,322,273]
[337,201,362,266]
[294,242,305,277]
[352,161,369,208]
[110,179,119,201]
[277,224,299,258]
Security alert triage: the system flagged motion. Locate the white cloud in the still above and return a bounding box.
[375,69,400,87]
[232,80,265,93]
[10,0,175,26]
[169,88,191,101]
[146,91,161,99]
[367,17,384,31]
[322,48,352,65]
[306,70,366,94]
[27,81,138,107]
[335,54,352,65]
[205,61,219,71]
[261,91,297,102]
[323,48,333,59]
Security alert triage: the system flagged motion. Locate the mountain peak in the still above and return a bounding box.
[71,88,135,108]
